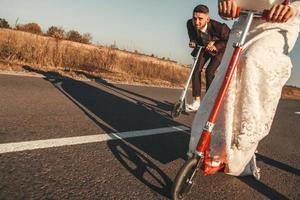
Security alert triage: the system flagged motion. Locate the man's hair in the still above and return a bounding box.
[193,4,209,14]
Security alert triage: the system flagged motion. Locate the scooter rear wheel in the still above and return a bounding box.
[171,157,200,200]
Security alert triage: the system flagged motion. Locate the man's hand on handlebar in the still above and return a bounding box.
[189,41,197,48]
[189,41,217,55]
[206,41,217,54]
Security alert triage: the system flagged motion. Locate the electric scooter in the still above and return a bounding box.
[171,7,271,200]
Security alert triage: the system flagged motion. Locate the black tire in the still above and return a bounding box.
[171,102,183,118]
[171,157,200,200]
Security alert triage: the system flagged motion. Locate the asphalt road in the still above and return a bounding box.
[0,73,299,200]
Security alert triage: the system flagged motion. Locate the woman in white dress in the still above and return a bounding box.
[188,0,300,179]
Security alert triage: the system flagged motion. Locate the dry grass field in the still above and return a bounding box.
[0,28,299,99]
[281,85,300,100]
[0,28,189,87]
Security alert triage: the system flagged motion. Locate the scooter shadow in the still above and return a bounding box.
[107,137,174,198]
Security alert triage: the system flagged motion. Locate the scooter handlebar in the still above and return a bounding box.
[195,44,218,56]
[236,7,269,19]
[235,0,290,19]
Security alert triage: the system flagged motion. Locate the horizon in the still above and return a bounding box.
[0,0,299,87]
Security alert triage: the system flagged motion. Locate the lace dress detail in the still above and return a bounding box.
[188,0,300,178]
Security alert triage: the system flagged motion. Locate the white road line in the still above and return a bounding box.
[295,112,300,115]
[0,126,190,154]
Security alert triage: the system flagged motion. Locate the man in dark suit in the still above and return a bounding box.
[186,4,230,112]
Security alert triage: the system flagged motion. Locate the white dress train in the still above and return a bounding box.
[188,0,300,179]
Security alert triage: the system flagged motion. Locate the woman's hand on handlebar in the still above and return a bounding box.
[218,0,238,19]
[218,1,294,23]
[267,4,294,23]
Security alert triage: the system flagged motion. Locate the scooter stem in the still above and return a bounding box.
[180,46,203,102]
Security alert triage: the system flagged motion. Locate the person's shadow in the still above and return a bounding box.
[23,65,190,198]
[237,154,300,200]
[237,152,300,200]
[74,70,177,117]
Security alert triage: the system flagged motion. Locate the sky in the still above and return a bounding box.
[0,0,299,87]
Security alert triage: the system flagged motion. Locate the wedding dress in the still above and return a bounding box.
[188,0,300,179]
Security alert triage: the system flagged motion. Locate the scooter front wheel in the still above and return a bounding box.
[171,101,184,118]
[171,157,201,200]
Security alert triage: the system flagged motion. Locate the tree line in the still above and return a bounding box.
[0,18,92,44]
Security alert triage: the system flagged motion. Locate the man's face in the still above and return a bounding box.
[193,12,209,30]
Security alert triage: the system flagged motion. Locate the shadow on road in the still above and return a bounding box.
[256,154,300,176]
[237,176,289,200]
[23,65,189,198]
[108,138,173,198]
[76,70,176,116]
[237,153,300,200]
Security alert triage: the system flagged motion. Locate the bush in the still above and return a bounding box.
[66,30,82,43]
[16,23,43,35]
[0,18,10,28]
[46,26,64,39]
[81,33,92,44]
[66,30,92,44]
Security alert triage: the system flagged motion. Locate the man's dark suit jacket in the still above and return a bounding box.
[187,19,230,57]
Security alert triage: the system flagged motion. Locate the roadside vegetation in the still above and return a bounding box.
[0,18,299,98]
[0,18,189,87]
